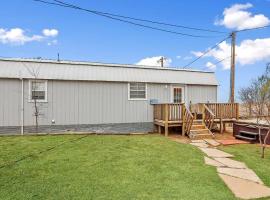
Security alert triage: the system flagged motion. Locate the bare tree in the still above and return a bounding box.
[23,63,44,133]
[239,64,270,158]
[239,87,253,117]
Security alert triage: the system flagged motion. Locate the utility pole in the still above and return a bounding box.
[158,56,166,67]
[230,32,236,103]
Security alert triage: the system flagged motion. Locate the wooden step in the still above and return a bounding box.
[191,124,206,130]
[190,129,210,134]
[193,120,203,125]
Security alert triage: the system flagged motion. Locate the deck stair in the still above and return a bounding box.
[235,131,258,142]
[189,120,214,139]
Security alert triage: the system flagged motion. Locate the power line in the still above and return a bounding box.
[53,0,227,34]
[196,55,232,70]
[33,0,225,38]
[236,25,270,33]
[183,36,230,68]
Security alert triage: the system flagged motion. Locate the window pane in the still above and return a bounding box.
[129,83,146,99]
[32,91,45,100]
[173,88,182,103]
[32,81,45,91]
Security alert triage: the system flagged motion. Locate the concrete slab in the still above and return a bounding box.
[191,140,206,143]
[204,157,226,167]
[217,167,263,184]
[191,142,209,148]
[204,139,220,146]
[214,158,247,169]
[199,148,234,158]
[219,174,270,200]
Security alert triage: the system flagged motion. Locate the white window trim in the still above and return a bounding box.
[171,85,185,103]
[128,83,148,101]
[28,79,48,103]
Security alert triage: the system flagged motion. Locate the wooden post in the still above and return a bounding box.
[158,125,161,134]
[236,103,239,120]
[220,120,223,134]
[164,104,169,137]
[182,104,186,136]
[220,106,223,134]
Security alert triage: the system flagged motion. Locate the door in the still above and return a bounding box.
[172,87,184,103]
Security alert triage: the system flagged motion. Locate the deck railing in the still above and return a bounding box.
[206,103,239,119]
[203,104,215,130]
[153,103,184,121]
[183,105,194,136]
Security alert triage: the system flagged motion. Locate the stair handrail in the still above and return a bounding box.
[203,104,215,131]
[184,104,194,136]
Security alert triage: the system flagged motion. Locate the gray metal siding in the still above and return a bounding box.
[186,85,217,104]
[22,80,171,126]
[0,79,217,127]
[0,79,21,126]
[0,59,219,85]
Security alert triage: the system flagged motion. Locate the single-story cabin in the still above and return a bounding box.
[0,58,218,134]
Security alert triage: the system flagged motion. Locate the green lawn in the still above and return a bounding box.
[0,135,236,200]
[220,144,270,187]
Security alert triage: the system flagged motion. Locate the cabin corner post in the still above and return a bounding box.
[164,104,169,137]
[182,104,186,136]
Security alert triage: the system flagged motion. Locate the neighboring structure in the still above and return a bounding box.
[0,58,218,134]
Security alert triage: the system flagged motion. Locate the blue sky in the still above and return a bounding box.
[0,0,270,102]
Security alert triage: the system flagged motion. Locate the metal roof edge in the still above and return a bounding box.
[0,57,215,74]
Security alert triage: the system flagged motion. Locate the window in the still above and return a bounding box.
[173,87,183,103]
[128,83,147,100]
[29,80,47,102]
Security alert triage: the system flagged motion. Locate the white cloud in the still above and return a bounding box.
[0,28,59,45]
[215,3,270,30]
[47,39,58,46]
[0,28,43,45]
[176,55,181,59]
[191,51,203,57]
[205,62,216,70]
[42,29,58,37]
[136,56,172,67]
[194,38,270,69]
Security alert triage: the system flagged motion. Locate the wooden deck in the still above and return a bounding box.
[153,103,239,137]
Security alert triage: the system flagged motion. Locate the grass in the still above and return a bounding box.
[220,144,270,187]
[0,135,236,200]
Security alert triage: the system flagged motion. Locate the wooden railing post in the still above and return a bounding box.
[182,104,186,136]
[202,103,206,122]
[236,103,239,120]
[164,104,169,137]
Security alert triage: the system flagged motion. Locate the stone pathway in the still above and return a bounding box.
[191,139,270,199]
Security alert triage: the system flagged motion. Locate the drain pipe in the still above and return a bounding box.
[20,78,24,135]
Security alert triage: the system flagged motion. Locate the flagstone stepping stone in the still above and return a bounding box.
[191,140,205,143]
[199,148,234,158]
[190,142,209,148]
[204,139,220,146]
[214,157,247,169]
[219,174,270,199]
[217,167,263,184]
[204,157,226,167]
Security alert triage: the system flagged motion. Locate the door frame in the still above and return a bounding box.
[171,86,185,103]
